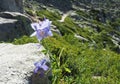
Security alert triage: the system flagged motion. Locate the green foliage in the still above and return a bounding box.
[110,18,120,31]
[36,10,61,21]
[12,35,38,45]
[33,8,120,83]
[76,10,90,18]
[42,34,120,84]
[20,3,120,83]
[53,21,74,35]
[25,8,35,16]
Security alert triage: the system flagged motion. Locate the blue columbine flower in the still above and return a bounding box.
[34,59,49,77]
[30,19,53,41]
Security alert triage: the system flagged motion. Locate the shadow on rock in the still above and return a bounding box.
[0,12,33,42]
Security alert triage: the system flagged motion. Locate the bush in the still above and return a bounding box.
[42,34,120,83]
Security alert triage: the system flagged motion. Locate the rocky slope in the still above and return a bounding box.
[0,0,119,83]
[24,0,120,53]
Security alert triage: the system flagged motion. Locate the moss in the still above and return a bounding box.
[12,35,38,45]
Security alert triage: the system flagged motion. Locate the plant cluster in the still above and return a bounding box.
[13,9,120,83]
[42,34,120,84]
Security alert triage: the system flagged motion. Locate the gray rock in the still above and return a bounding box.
[0,17,17,24]
[0,12,32,41]
[0,43,51,84]
[0,0,23,13]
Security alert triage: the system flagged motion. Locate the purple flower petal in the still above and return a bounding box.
[41,65,49,71]
[34,67,39,73]
[33,59,49,77]
[47,30,53,36]
[31,23,39,30]
[34,59,47,68]
[36,30,43,41]
[39,20,50,30]
[41,59,47,65]
[30,19,53,41]
[34,62,39,66]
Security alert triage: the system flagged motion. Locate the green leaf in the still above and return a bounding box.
[64,67,71,73]
[41,50,47,55]
[53,69,62,74]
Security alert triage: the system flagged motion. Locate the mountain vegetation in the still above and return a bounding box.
[13,0,120,83]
